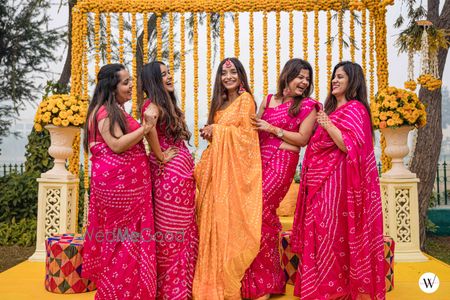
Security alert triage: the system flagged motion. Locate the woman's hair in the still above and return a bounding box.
[324,61,374,135]
[140,61,191,142]
[83,63,128,152]
[207,57,253,125]
[275,58,314,116]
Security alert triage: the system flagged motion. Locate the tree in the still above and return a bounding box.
[0,0,63,143]
[395,0,450,248]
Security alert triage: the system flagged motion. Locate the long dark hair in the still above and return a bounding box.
[83,63,128,152]
[275,58,314,116]
[207,57,253,125]
[324,61,374,135]
[140,61,191,142]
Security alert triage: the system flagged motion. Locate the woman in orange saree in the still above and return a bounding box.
[193,58,262,300]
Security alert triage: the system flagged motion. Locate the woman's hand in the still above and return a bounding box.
[144,106,158,127]
[317,110,333,130]
[161,146,179,163]
[200,125,213,142]
[251,116,275,134]
[142,118,153,135]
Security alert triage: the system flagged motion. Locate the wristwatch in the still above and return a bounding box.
[276,128,284,138]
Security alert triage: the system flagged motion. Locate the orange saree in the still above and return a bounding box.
[193,92,262,300]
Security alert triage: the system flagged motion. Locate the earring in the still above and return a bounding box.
[238,83,246,94]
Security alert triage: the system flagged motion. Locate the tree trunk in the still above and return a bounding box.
[410,48,448,249]
[57,1,76,86]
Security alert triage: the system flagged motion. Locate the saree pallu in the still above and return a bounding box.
[291,101,385,300]
[241,97,319,299]
[82,142,157,299]
[193,92,262,300]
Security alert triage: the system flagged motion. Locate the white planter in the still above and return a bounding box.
[381,126,415,178]
[42,125,79,179]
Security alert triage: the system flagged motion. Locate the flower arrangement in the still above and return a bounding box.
[417,74,442,91]
[34,94,87,132]
[371,86,427,130]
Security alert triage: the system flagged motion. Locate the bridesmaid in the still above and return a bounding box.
[140,61,199,300]
[241,58,319,300]
[291,61,385,299]
[194,58,262,300]
[82,63,157,299]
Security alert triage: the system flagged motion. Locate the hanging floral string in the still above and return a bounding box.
[118,13,124,63]
[193,13,199,148]
[327,10,332,89]
[180,13,186,112]
[303,11,308,61]
[169,12,175,72]
[263,11,268,95]
[350,9,355,62]
[361,9,367,77]
[289,11,293,59]
[131,13,137,118]
[143,12,149,63]
[157,13,162,61]
[338,10,343,61]
[314,8,319,99]
[249,11,254,91]
[234,12,240,57]
[220,12,225,61]
[106,13,112,63]
[207,13,212,111]
[276,11,281,77]
[94,11,100,78]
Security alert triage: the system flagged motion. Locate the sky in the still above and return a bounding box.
[2,1,449,162]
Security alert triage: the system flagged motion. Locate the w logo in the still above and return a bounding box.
[418,272,440,294]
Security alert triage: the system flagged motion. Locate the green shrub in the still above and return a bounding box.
[0,218,37,246]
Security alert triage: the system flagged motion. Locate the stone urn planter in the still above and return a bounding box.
[381,126,415,178]
[42,125,79,179]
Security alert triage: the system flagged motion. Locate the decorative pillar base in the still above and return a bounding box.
[29,177,79,262]
[380,176,428,262]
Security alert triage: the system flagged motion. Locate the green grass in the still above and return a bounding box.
[424,235,450,265]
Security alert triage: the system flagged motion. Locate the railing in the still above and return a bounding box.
[435,161,449,206]
[0,163,25,176]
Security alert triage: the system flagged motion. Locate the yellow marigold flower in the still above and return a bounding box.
[59,111,68,119]
[52,117,62,126]
[62,120,70,127]
[71,105,79,112]
[64,101,72,107]
[387,119,395,127]
[52,107,59,114]
[386,111,394,117]
[34,123,43,132]
[68,115,75,123]
[373,118,380,126]
[379,112,388,121]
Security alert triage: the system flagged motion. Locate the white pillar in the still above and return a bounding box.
[29,174,79,262]
[380,177,428,262]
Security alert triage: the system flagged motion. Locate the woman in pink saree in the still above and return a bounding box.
[140,61,198,300]
[82,63,157,299]
[241,59,319,300]
[291,61,385,300]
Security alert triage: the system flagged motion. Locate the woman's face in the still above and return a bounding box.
[160,64,174,93]
[331,66,349,98]
[221,60,241,92]
[287,68,310,97]
[115,69,132,104]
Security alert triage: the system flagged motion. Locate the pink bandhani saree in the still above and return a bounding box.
[291,100,385,300]
[241,96,319,299]
[142,100,198,300]
[82,108,157,299]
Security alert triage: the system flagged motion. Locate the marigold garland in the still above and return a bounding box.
[361,9,367,77]
[326,10,332,89]
[131,13,137,118]
[94,11,101,79]
[303,11,308,61]
[207,13,212,111]
[289,11,293,59]
[169,12,175,71]
[193,13,199,148]
[276,11,281,77]
[118,13,124,63]
[106,13,112,63]
[82,151,89,229]
[180,13,186,112]
[338,10,343,61]
[234,12,240,57]
[82,14,89,101]
[417,74,442,91]
[350,9,355,62]
[220,12,225,61]
[369,11,375,104]
[143,13,149,63]
[157,13,163,61]
[263,11,268,95]
[314,8,319,99]
[249,11,254,91]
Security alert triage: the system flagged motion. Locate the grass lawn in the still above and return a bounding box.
[0,246,34,273]
[424,235,450,264]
